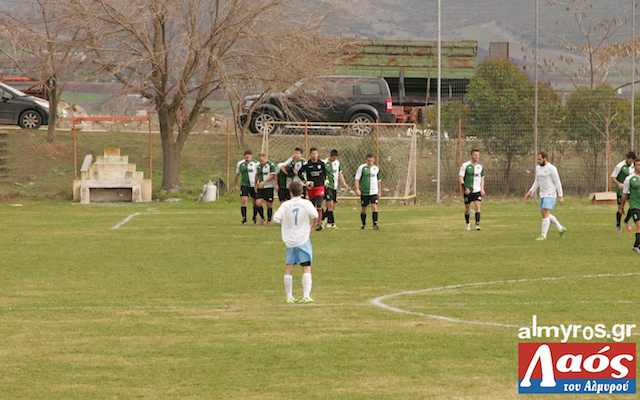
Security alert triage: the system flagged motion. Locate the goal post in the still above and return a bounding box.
[261,121,418,201]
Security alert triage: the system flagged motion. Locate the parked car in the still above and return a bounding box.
[0,82,50,129]
[239,76,396,135]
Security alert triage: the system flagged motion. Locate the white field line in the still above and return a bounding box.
[111,212,142,229]
[110,211,226,230]
[370,273,640,330]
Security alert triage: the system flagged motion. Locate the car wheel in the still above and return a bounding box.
[349,113,375,136]
[18,110,43,129]
[251,110,280,134]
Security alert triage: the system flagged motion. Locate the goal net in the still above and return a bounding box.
[261,121,418,200]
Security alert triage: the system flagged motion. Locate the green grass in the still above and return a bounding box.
[0,197,638,399]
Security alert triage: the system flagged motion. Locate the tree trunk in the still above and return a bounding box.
[161,138,182,190]
[158,111,182,190]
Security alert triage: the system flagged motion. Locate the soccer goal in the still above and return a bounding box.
[261,121,418,201]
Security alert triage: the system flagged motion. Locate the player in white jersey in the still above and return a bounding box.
[322,149,349,229]
[524,151,567,241]
[458,149,485,230]
[273,181,319,303]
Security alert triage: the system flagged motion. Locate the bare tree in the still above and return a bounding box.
[63,0,348,191]
[533,0,632,89]
[0,0,88,142]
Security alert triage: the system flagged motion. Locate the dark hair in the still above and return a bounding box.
[244,150,252,155]
[294,147,303,153]
[538,151,548,159]
[330,149,339,157]
[470,149,479,155]
[635,157,640,164]
[627,151,636,159]
[289,181,303,196]
[366,153,374,159]
[310,147,318,153]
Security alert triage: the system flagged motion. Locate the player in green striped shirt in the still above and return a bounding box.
[619,159,640,253]
[234,150,258,224]
[611,151,635,232]
[355,153,381,230]
[458,149,485,230]
[255,153,277,225]
[322,149,349,228]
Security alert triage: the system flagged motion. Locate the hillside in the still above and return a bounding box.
[342,0,634,62]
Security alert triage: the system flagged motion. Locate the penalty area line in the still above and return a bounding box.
[370,273,640,329]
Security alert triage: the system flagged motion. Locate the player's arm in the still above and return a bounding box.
[553,168,564,204]
[234,174,240,191]
[525,174,539,200]
[480,176,486,196]
[338,171,349,190]
[254,173,260,192]
[611,165,624,189]
[354,165,363,196]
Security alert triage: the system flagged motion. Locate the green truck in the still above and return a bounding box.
[339,39,477,124]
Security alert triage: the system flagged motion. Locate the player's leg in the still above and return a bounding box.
[631,209,640,253]
[464,200,471,230]
[616,195,623,232]
[298,241,314,302]
[266,200,273,226]
[255,196,265,224]
[251,193,258,223]
[371,199,379,230]
[474,199,482,230]
[284,248,298,303]
[361,203,368,229]
[625,207,633,231]
[538,207,551,240]
[326,199,336,227]
[240,187,249,224]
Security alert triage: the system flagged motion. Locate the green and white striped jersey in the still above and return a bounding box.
[612,160,634,196]
[459,161,485,193]
[623,174,640,210]
[355,163,381,196]
[322,158,343,190]
[276,162,292,189]
[256,160,277,188]
[236,159,258,187]
[284,157,306,183]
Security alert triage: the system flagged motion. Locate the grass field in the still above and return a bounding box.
[0,197,638,399]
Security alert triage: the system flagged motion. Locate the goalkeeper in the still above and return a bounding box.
[299,147,327,231]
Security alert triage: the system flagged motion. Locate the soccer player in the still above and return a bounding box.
[459,149,486,230]
[611,151,636,232]
[234,150,258,225]
[322,149,349,229]
[619,159,640,253]
[254,153,277,226]
[299,147,327,231]
[524,151,567,241]
[280,147,306,186]
[275,161,292,203]
[355,153,381,230]
[273,181,319,303]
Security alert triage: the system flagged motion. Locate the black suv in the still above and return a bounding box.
[0,82,49,129]
[240,76,396,135]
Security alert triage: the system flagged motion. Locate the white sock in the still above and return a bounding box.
[302,273,312,298]
[284,275,293,299]
[549,214,563,231]
[541,217,550,237]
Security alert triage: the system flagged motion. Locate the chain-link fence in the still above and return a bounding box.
[1,1,639,200]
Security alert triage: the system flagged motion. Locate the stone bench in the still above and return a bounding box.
[73,148,152,203]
